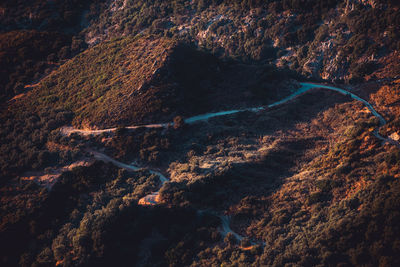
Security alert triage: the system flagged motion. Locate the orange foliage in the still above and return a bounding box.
[344,177,370,200]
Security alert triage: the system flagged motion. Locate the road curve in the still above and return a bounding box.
[300,83,398,148]
[300,83,386,125]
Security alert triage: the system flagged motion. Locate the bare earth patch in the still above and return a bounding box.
[21,159,94,190]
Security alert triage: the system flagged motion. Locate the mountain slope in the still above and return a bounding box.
[28,36,177,127]
[0,1,399,267]
[83,0,400,82]
[20,35,297,128]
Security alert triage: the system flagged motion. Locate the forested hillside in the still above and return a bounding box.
[1,1,399,266]
[2,0,400,101]
[84,0,400,81]
[0,0,107,100]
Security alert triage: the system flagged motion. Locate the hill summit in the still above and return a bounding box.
[24,35,295,128]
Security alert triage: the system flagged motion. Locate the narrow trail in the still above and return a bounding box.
[61,82,400,247]
[85,147,249,242]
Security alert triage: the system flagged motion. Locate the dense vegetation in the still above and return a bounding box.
[0,31,70,99]
[157,92,400,266]
[2,0,400,100]
[0,105,78,183]
[3,78,400,266]
[0,0,106,100]
[0,161,226,267]
[1,1,400,266]
[84,0,400,81]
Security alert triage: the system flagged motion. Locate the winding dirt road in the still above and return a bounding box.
[61,83,398,147]
[60,82,400,244]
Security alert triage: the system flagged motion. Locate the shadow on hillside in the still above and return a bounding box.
[164,137,318,210]
[159,89,353,210]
